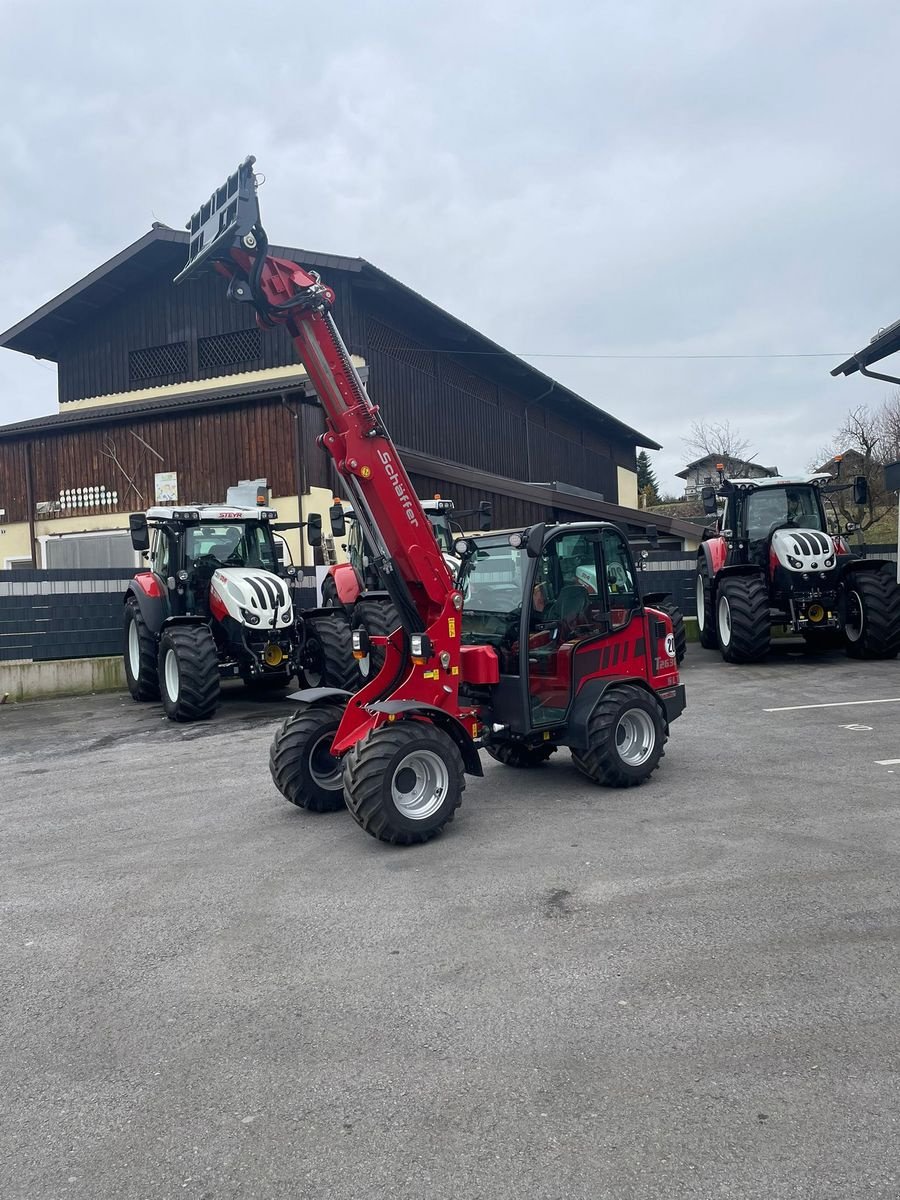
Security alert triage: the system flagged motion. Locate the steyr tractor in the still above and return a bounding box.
[695,472,900,662]
[123,504,355,721]
[322,494,492,681]
[174,157,685,844]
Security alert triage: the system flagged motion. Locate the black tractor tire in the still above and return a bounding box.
[716,575,770,664]
[269,702,347,812]
[352,597,402,683]
[342,721,465,845]
[843,567,900,660]
[695,561,717,649]
[571,683,666,788]
[321,575,340,609]
[158,624,220,722]
[299,612,358,690]
[485,741,557,768]
[123,598,160,702]
[650,598,687,665]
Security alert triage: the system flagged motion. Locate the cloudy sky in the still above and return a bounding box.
[2,0,899,491]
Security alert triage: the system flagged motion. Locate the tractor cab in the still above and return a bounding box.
[459,522,683,744]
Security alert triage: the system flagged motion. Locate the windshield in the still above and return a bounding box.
[461,541,526,614]
[186,522,278,570]
[427,514,455,554]
[744,487,824,541]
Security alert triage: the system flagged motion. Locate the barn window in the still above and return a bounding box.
[198,329,262,369]
[129,341,189,384]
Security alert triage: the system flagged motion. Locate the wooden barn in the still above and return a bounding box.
[0,226,697,568]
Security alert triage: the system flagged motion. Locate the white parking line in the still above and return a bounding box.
[875,759,900,766]
[764,698,900,713]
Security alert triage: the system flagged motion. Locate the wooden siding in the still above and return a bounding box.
[56,264,362,404]
[407,471,546,531]
[0,397,332,524]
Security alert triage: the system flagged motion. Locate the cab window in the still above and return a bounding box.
[600,528,637,631]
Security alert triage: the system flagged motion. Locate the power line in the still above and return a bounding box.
[382,347,846,361]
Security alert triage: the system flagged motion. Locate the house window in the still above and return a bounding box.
[198,329,262,370]
[129,341,189,384]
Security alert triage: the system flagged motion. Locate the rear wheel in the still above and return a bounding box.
[651,598,687,664]
[485,741,556,768]
[321,575,340,609]
[269,702,346,812]
[843,568,900,659]
[716,576,770,663]
[299,613,358,689]
[352,597,402,682]
[158,624,220,722]
[342,721,464,845]
[123,598,159,701]
[695,563,717,649]
[571,684,665,787]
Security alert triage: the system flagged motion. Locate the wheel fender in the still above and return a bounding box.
[161,615,211,630]
[566,676,680,750]
[365,700,484,777]
[700,536,728,577]
[331,562,363,607]
[124,582,166,636]
[718,564,766,580]
[287,686,354,705]
[839,558,891,580]
[641,589,673,608]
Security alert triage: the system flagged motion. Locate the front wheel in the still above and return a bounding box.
[571,684,666,787]
[299,612,358,690]
[716,576,770,663]
[342,721,465,845]
[269,702,346,812]
[158,625,220,722]
[843,568,900,659]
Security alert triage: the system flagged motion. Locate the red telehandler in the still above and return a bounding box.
[175,159,685,844]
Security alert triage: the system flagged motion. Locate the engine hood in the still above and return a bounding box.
[210,568,293,629]
[771,528,837,573]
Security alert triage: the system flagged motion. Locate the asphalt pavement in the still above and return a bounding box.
[1,646,899,1199]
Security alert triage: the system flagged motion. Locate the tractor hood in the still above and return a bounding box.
[210,568,293,629]
[771,529,837,574]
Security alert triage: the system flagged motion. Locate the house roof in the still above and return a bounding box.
[0,225,660,451]
[832,317,900,378]
[675,453,777,479]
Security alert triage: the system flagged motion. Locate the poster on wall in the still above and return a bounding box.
[155,472,178,504]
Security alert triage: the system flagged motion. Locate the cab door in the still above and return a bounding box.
[524,527,647,728]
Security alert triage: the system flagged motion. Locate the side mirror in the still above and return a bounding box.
[329,501,346,538]
[525,522,545,558]
[478,501,493,532]
[645,523,659,550]
[129,513,150,552]
[845,521,860,534]
[852,475,869,506]
[306,513,323,548]
[701,487,717,516]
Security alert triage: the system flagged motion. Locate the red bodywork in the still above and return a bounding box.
[329,562,362,606]
[132,571,163,599]
[704,535,728,574]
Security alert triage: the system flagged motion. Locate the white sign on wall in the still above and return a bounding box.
[155,471,178,504]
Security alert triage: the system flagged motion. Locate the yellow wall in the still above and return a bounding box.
[617,466,638,510]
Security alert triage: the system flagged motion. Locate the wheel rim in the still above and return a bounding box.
[696,574,706,630]
[391,749,449,820]
[717,594,732,646]
[615,708,656,767]
[845,590,864,643]
[164,648,180,702]
[127,620,140,678]
[308,731,342,790]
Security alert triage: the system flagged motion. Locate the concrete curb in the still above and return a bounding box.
[0,656,126,704]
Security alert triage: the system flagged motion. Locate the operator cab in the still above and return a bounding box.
[461,522,668,732]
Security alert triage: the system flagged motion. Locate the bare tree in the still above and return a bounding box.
[682,420,755,476]
[819,402,897,531]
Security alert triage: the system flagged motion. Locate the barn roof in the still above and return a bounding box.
[0,225,660,451]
